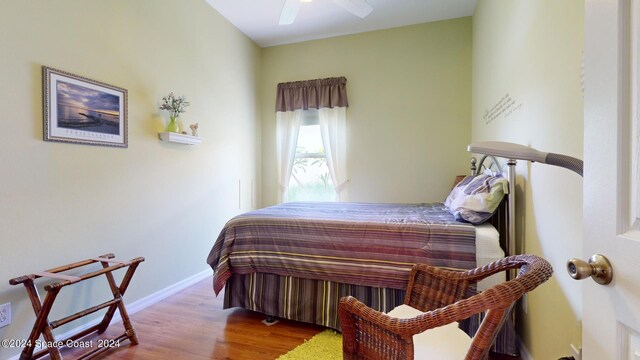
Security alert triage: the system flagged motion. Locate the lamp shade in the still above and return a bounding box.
[468,141,583,177]
[467,141,548,162]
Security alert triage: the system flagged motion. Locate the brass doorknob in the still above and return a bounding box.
[566,254,613,285]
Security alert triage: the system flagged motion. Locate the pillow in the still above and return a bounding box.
[444,173,508,224]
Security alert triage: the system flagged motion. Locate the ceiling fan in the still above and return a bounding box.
[279,0,374,25]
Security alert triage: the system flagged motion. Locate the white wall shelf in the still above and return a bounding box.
[158,132,203,145]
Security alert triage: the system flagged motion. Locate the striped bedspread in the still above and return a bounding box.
[207,202,477,295]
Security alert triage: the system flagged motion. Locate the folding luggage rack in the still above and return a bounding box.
[9,253,144,360]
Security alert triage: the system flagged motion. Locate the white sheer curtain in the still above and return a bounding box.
[276,77,349,203]
[318,107,348,201]
[276,110,302,203]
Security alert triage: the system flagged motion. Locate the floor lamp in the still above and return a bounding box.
[467,141,611,285]
[467,141,583,176]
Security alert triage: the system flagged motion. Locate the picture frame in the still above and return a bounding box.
[43,66,128,148]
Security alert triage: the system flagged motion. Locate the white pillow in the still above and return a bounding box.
[444,174,508,224]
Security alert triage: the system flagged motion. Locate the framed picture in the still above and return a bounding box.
[43,66,128,148]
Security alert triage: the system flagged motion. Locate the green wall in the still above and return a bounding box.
[0,2,587,358]
[472,1,584,358]
[0,1,261,358]
[261,18,473,206]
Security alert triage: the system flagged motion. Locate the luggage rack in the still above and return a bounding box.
[9,253,144,360]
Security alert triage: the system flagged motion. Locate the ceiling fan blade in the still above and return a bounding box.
[279,0,301,25]
[332,0,373,19]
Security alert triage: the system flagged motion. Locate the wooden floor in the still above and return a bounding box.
[58,277,519,360]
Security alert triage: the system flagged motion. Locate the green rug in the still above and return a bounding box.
[277,330,343,360]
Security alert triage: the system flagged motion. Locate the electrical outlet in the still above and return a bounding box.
[0,303,11,327]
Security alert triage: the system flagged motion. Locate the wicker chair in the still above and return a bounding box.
[338,254,553,360]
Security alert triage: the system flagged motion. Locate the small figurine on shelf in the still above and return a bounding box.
[190,123,199,137]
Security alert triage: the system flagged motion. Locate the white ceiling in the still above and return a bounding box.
[205,0,478,48]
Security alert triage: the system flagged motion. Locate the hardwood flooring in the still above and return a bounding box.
[63,277,321,359]
[59,277,519,360]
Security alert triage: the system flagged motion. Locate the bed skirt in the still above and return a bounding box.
[222,272,517,356]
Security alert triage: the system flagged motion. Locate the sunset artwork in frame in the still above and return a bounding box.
[43,66,128,148]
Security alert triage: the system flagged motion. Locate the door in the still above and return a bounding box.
[583,0,640,358]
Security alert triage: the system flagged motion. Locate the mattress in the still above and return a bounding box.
[208,202,480,295]
[475,223,505,291]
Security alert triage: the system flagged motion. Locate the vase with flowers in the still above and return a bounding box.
[159,92,190,133]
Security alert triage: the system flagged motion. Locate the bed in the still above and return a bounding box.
[207,156,519,355]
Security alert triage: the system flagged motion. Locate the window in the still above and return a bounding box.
[275,77,349,203]
[288,109,337,201]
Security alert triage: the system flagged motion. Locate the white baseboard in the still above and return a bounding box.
[518,336,534,360]
[124,269,211,315]
[8,269,212,360]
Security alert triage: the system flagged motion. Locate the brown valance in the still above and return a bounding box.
[276,77,348,112]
